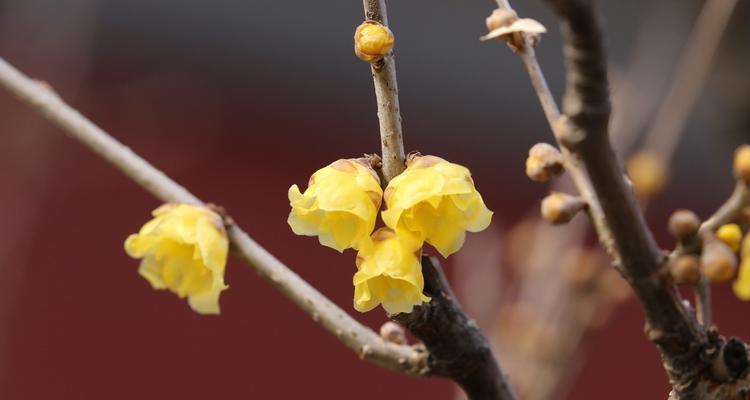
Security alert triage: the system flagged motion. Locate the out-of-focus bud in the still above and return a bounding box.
[668,209,700,242]
[379,321,407,345]
[716,224,743,252]
[701,240,738,283]
[525,143,564,182]
[627,150,668,199]
[541,192,586,225]
[670,255,701,285]
[354,21,394,63]
[734,145,750,183]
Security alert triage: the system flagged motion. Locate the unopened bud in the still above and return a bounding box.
[627,150,668,199]
[485,8,518,32]
[668,209,700,241]
[379,321,407,345]
[701,240,738,283]
[716,224,742,252]
[734,145,750,183]
[354,21,394,63]
[541,192,586,224]
[525,143,564,182]
[670,255,701,285]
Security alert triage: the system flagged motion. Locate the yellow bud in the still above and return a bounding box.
[701,241,738,283]
[668,209,700,241]
[627,150,668,199]
[670,255,701,285]
[525,143,564,182]
[716,224,742,252]
[734,145,750,182]
[354,21,394,63]
[124,204,229,315]
[541,192,586,224]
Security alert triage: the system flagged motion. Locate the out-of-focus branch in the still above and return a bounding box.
[702,182,750,233]
[642,0,739,163]
[362,0,406,183]
[393,257,518,400]
[489,0,750,397]
[0,56,428,375]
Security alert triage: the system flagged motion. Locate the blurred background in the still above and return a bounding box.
[0,0,748,398]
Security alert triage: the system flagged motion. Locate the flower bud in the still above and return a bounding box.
[480,8,546,49]
[668,209,700,241]
[716,224,742,252]
[485,8,518,32]
[670,255,701,285]
[701,240,738,283]
[626,150,668,199]
[734,145,750,183]
[379,321,407,345]
[541,192,586,224]
[354,21,394,63]
[525,143,564,182]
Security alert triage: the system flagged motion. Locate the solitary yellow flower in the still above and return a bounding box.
[353,228,430,315]
[124,204,229,315]
[288,159,382,252]
[381,155,493,257]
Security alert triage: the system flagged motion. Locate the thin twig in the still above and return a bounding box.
[0,56,427,375]
[694,275,712,327]
[701,182,750,233]
[642,0,739,163]
[362,0,406,183]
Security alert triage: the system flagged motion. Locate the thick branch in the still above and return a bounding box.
[393,257,518,400]
[362,0,406,183]
[490,0,749,397]
[0,56,427,375]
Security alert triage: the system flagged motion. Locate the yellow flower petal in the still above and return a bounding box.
[353,228,430,315]
[288,159,382,252]
[382,155,492,257]
[733,260,750,300]
[124,204,229,315]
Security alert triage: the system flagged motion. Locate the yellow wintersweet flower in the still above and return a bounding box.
[381,155,493,257]
[288,159,382,252]
[717,223,742,252]
[124,204,229,315]
[734,235,750,300]
[353,228,431,315]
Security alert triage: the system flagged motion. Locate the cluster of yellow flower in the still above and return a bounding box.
[288,155,493,315]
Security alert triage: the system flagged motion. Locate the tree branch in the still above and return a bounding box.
[0,56,428,375]
[489,0,749,397]
[393,257,518,400]
[362,0,406,183]
[642,0,739,163]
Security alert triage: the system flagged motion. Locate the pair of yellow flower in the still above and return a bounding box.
[288,155,493,315]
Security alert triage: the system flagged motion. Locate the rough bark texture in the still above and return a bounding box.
[543,0,750,398]
[394,257,517,400]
